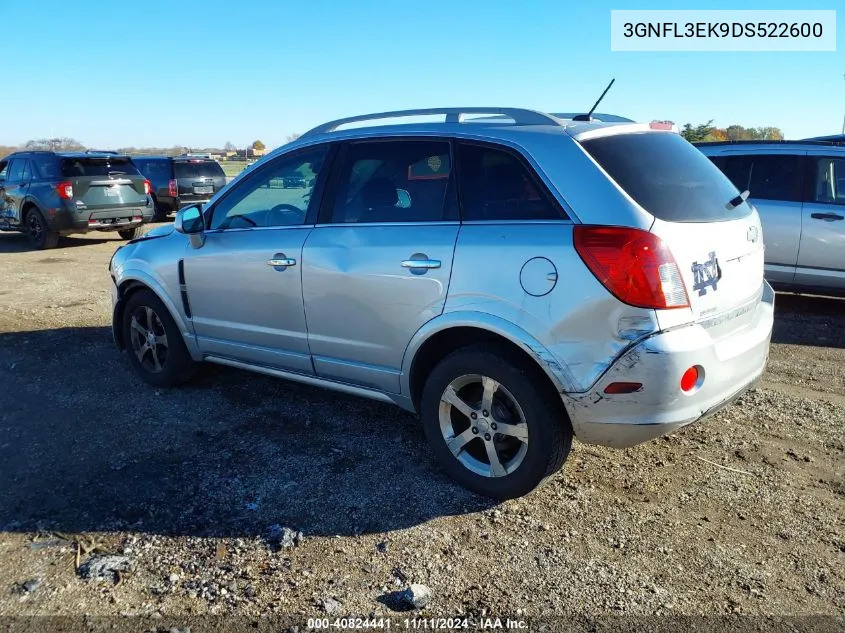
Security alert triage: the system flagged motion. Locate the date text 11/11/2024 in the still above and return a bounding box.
[306,617,529,630]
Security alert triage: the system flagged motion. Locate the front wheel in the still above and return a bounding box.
[420,343,572,499]
[121,289,196,388]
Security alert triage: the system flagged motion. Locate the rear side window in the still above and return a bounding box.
[174,160,225,179]
[330,140,457,223]
[582,132,750,222]
[30,157,61,179]
[456,143,564,221]
[712,154,803,203]
[60,157,141,177]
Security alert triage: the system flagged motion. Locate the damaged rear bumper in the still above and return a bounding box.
[563,281,774,448]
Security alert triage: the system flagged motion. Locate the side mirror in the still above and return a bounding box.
[174,204,205,249]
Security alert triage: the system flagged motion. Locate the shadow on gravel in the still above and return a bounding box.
[772,292,845,349]
[0,327,493,540]
[0,233,119,253]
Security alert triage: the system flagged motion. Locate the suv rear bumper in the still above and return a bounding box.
[564,281,775,448]
[51,204,154,233]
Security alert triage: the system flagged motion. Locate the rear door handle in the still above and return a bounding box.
[267,257,296,267]
[401,259,441,269]
[810,212,844,221]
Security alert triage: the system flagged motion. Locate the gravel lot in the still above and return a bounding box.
[0,228,843,629]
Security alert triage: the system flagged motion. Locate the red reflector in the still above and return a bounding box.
[680,366,700,392]
[143,179,152,195]
[574,226,690,310]
[604,382,643,394]
[168,179,178,197]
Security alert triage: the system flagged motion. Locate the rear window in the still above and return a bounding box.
[174,160,225,179]
[60,157,141,178]
[135,159,172,180]
[581,132,751,222]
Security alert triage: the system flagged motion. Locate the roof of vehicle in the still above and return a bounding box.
[695,139,845,149]
[5,150,133,159]
[803,134,845,143]
[130,155,219,162]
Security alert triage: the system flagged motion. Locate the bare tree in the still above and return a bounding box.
[285,133,301,143]
[25,137,85,151]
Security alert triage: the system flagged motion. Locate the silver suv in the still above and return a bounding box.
[696,140,845,295]
[109,107,774,499]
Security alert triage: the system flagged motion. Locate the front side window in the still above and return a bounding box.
[811,156,845,205]
[456,143,563,221]
[330,140,456,223]
[209,147,326,230]
[6,159,26,182]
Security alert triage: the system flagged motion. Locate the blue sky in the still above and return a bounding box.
[0,0,841,149]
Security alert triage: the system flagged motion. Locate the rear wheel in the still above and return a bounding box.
[118,226,145,240]
[24,209,59,250]
[151,196,168,222]
[420,343,572,499]
[122,289,196,387]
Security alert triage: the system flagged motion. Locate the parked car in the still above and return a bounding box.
[109,107,774,499]
[131,155,227,221]
[697,140,845,295]
[0,150,153,249]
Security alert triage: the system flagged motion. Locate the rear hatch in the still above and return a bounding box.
[580,131,765,335]
[173,159,227,202]
[61,156,148,212]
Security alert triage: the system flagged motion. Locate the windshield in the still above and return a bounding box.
[581,132,752,223]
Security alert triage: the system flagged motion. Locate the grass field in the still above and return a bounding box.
[221,161,250,178]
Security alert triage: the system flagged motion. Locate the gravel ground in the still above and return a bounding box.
[0,228,843,630]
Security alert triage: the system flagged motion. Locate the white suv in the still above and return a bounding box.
[109,108,774,499]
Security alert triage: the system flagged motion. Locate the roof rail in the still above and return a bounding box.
[302,107,563,137]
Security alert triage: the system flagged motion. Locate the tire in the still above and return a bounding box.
[151,196,168,222]
[24,208,59,250]
[121,288,197,388]
[420,343,572,500]
[118,226,145,240]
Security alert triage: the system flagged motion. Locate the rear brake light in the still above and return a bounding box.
[56,181,73,200]
[168,179,178,197]
[143,179,151,195]
[574,226,690,310]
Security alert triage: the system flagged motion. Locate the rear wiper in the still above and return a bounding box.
[726,189,750,210]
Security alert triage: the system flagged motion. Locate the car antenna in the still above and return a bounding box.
[572,79,616,122]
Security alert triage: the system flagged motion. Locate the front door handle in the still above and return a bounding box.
[810,212,844,221]
[267,257,296,267]
[401,259,441,269]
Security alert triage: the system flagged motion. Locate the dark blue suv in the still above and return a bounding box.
[0,151,153,249]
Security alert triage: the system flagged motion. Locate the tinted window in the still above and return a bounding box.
[709,154,803,203]
[582,132,750,222]
[209,147,326,230]
[811,156,845,205]
[457,143,563,221]
[7,159,25,182]
[135,159,172,181]
[0,161,7,179]
[30,156,61,180]
[174,160,225,179]
[331,140,456,223]
[60,157,141,177]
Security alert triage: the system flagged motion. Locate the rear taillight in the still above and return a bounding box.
[143,179,152,196]
[168,179,178,197]
[56,181,74,200]
[574,226,690,310]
